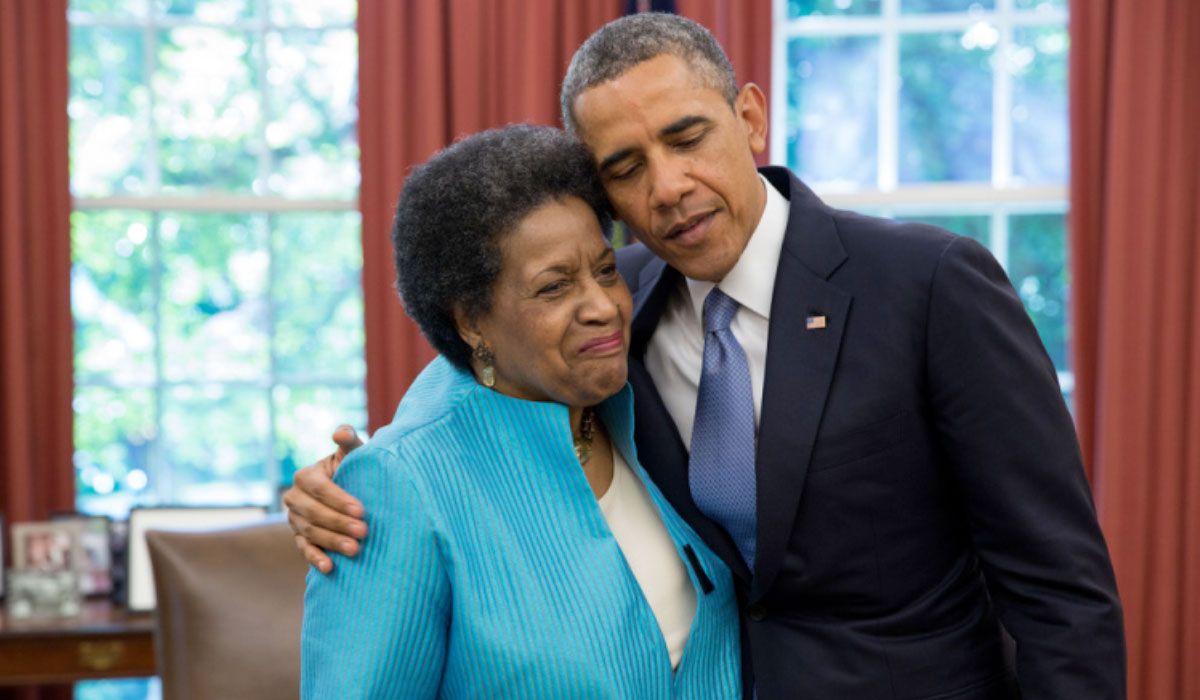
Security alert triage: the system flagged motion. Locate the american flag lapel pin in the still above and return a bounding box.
[806,314,827,330]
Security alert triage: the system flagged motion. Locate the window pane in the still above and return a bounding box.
[266,29,360,198]
[160,385,273,505]
[274,385,367,487]
[901,0,995,12]
[785,36,879,188]
[1008,214,1068,370]
[72,211,157,383]
[896,214,990,246]
[75,678,160,700]
[70,0,149,17]
[272,213,365,378]
[269,0,356,27]
[74,386,156,516]
[70,25,149,196]
[154,28,261,193]
[1011,26,1068,184]
[154,0,252,22]
[787,0,881,18]
[1015,0,1065,10]
[899,30,994,183]
[70,2,362,519]
[160,213,270,382]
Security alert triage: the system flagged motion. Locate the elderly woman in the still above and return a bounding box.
[300,124,740,699]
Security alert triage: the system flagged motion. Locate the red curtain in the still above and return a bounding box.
[0,2,77,698]
[0,1,74,523]
[357,0,772,431]
[1070,1,1200,698]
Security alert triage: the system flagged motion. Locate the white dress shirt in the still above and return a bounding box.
[644,174,790,448]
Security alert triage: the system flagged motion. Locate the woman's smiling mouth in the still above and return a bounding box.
[579,330,625,355]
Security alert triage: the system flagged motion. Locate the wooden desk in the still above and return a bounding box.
[0,599,156,685]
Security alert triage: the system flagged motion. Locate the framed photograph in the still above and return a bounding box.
[5,569,82,619]
[11,520,84,575]
[126,505,269,611]
[51,513,113,597]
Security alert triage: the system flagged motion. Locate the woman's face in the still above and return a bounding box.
[464,196,632,408]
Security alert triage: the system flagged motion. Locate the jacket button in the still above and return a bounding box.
[747,604,767,622]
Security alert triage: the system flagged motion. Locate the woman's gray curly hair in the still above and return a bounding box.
[391,123,612,370]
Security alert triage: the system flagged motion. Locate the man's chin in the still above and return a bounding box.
[671,252,734,283]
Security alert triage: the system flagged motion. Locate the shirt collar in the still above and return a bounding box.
[685,173,790,321]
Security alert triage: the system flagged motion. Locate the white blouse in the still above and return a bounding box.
[597,448,698,670]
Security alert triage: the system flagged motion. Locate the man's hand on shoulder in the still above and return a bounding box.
[284,425,368,573]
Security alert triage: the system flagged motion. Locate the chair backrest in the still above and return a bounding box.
[147,519,308,700]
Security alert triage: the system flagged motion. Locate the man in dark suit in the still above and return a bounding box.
[286,13,1125,699]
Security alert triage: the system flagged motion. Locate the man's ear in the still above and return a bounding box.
[735,82,768,155]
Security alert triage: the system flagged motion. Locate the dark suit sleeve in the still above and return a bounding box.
[925,236,1125,699]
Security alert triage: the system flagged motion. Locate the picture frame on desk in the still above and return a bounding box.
[50,513,114,597]
[109,516,130,605]
[5,569,81,620]
[125,505,269,612]
[7,520,86,620]
[11,520,85,576]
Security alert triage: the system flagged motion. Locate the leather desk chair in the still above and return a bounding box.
[147,519,308,700]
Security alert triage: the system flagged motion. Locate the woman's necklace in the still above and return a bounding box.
[574,407,596,465]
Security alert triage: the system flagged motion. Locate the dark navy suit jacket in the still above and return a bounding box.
[616,167,1125,699]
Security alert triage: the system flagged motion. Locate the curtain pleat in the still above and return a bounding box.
[0,2,77,697]
[0,1,74,524]
[1070,0,1200,697]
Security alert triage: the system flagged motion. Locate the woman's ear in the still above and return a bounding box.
[453,305,483,351]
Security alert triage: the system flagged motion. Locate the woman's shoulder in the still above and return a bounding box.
[336,357,482,485]
[390,357,480,432]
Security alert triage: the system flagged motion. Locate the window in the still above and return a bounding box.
[69,0,363,517]
[772,0,1071,399]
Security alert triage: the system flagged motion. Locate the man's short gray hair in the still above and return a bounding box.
[560,13,739,138]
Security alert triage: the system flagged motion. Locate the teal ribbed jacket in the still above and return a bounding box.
[301,357,741,699]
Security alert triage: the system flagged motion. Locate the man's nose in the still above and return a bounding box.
[648,155,693,209]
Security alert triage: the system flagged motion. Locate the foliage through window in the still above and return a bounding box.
[69,0,363,518]
[772,0,1071,399]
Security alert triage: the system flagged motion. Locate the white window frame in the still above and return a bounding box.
[69,5,360,510]
[769,0,1072,393]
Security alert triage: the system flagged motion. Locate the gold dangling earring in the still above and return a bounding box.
[473,343,496,388]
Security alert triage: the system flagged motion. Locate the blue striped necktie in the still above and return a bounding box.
[688,288,757,568]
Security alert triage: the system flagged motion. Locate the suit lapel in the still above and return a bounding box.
[625,257,752,583]
[628,254,673,357]
[752,169,851,600]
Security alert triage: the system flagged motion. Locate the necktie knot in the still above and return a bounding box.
[703,288,739,332]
